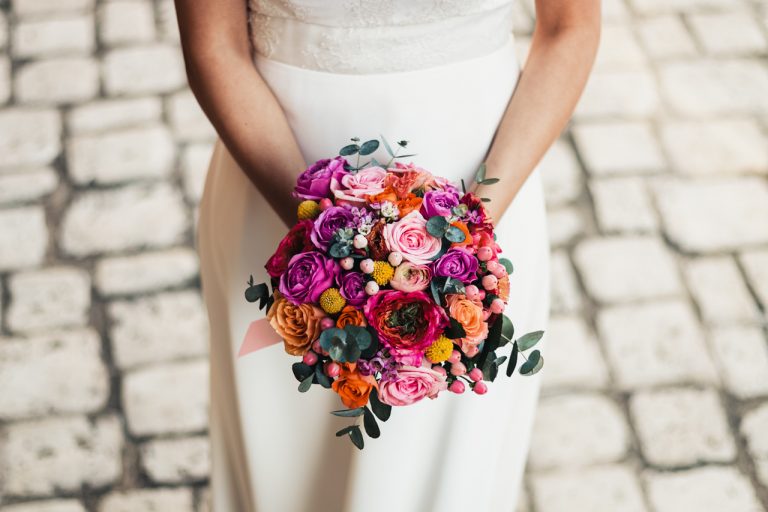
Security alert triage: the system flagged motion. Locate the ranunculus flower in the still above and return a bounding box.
[390,261,432,292]
[336,305,367,329]
[331,364,377,408]
[331,166,388,205]
[396,194,423,218]
[294,156,348,200]
[264,220,314,278]
[339,272,368,307]
[420,189,460,218]
[279,252,340,305]
[364,290,448,364]
[310,206,354,250]
[267,292,324,356]
[446,294,488,353]
[432,247,479,283]
[378,365,447,406]
[383,211,443,265]
[385,165,431,198]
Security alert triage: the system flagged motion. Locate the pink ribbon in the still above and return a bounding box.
[238,318,283,358]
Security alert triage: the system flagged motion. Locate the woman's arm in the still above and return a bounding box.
[174,0,305,227]
[472,0,601,221]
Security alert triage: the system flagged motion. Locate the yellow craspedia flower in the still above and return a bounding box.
[371,261,395,286]
[425,335,454,364]
[319,288,346,314]
[297,200,321,220]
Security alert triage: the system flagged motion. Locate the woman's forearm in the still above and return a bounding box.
[473,23,600,222]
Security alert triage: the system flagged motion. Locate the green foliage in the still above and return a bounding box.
[520,349,543,376]
[363,406,380,438]
[359,140,380,155]
[426,215,450,238]
[339,144,359,156]
[506,342,519,377]
[369,388,391,422]
[498,257,514,275]
[298,375,314,393]
[319,326,372,363]
[517,331,544,352]
[445,225,467,243]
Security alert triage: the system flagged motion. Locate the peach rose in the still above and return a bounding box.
[331,166,388,205]
[446,294,489,353]
[267,292,324,356]
[497,275,510,302]
[390,261,432,292]
[383,210,443,265]
[331,364,377,409]
[336,306,367,329]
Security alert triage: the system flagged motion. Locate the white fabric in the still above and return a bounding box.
[248,0,515,73]
[199,3,549,511]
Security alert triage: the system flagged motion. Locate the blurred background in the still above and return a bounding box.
[1,0,767,511]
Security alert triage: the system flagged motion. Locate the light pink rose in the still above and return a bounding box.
[390,261,432,292]
[378,365,448,406]
[383,211,443,265]
[330,166,388,205]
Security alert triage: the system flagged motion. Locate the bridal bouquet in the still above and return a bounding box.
[245,137,544,449]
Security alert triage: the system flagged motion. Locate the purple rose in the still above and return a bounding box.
[311,206,354,250]
[432,247,479,283]
[339,272,368,307]
[279,252,340,305]
[420,189,460,218]
[293,157,349,201]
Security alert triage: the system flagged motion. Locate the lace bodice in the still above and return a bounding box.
[248,0,516,74]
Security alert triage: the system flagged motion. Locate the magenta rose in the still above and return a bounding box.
[420,189,460,219]
[330,166,388,205]
[383,211,443,265]
[378,365,448,406]
[432,247,479,283]
[390,261,432,292]
[264,219,314,278]
[310,206,354,250]
[278,252,340,305]
[364,290,448,364]
[339,271,368,307]
[293,157,349,201]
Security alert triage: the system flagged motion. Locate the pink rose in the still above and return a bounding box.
[390,261,432,292]
[330,166,388,205]
[378,365,448,406]
[383,211,443,265]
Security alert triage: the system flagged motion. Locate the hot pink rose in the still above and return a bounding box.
[378,365,448,406]
[383,211,443,265]
[330,166,388,205]
[390,261,432,292]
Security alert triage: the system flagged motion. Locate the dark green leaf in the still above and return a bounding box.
[461,178,467,194]
[396,153,417,158]
[517,331,544,352]
[506,342,519,377]
[358,139,380,155]
[442,277,466,295]
[380,135,395,157]
[329,242,351,259]
[345,325,372,351]
[480,197,492,203]
[445,225,467,243]
[498,257,514,275]
[244,282,268,303]
[363,406,381,438]
[360,327,380,359]
[339,144,359,156]
[474,163,487,183]
[444,317,467,339]
[370,158,381,167]
[397,140,409,147]
[330,407,365,417]
[298,375,314,392]
[349,425,365,450]
[430,279,442,306]
[369,388,391,422]
[501,314,514,343]
[315,365,331,388]
[426,216,450,238]
[477,313,503,368]
[336,425,357,437]
[480,178,500,186]
[292,362,314,382]
[520,349,542,375]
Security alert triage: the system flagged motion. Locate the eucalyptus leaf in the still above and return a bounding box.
[506,342,519,377]
[345,325,372,351]
[430,279,442,306]
[426,216,450,238]
[363,407,381,438]
[517,331,544,352]
[335,426,357,437]
[461,178,467,194]
[292,362,314,382]
[339,144,359,156]
[329,242,352,259]
[397,140,409,147]
[315,365,331,388]
[369,388,391,422]
[444,317,467,339]
[520,349,542,376]
[480,197,492,203]
[498,257,514,275]
[381,135,395,157]
[501,314,514,343]
[330,407,365,417]
[244,282,268,303]
[480,178,500,186]
[298,375,314,393]
[370,158,382,167]
[445,225,467,243]
[349,426,365,450]
[474,163,487,183]
[359,139,380,155]
[396,153,417,158]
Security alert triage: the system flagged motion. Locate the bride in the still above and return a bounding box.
[175,1,599,510]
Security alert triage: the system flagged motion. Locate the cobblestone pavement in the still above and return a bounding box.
[1,0,767,511]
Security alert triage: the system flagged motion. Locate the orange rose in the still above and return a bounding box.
[446,294,489,352]
[366,186,398,205]
[267,292,324,356]
[449,221,472,248]
[497,275,510,302]
[396,194,423,217]
[331,364,377,408]
[336,306,367,329]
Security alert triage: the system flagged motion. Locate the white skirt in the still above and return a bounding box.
[198,34,550,512]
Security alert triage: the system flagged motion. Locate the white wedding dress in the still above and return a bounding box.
[197,1,550,511]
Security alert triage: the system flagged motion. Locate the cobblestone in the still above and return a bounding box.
[67,97,163,134]
[549,250,582,314]
[15,57,99,105]
[13,0,95,17]
[0,206,48,272]
[541,315,609,390]
[547,207,583,248]
[98,489,194,512]
[103,44,186,96]
[1,501,86,512]
[742,403,768,487]
[710,327,768,399]
[636,16,697,59]
[575,69,659,119]
[0,167,59,205]
[0,108,61,167]
[644,467,763,512]
[95,247,199,297]
[12,16,95,58]
[573,121,665,175]
[98,0,156,45]
[688,12,767,56]
[740,249,768,308]
[590,177,657,233]
[140,436,210,483]
[684,256,760,326]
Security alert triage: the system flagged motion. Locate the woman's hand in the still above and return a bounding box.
[174,0,306,227]
[472,0,601,223]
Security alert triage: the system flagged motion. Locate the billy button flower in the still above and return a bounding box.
[319,288,346,314]
[425,335,454,364]
[297,200,321,220]
[371,261,395,286]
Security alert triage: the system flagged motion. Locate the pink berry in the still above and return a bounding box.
[468,368,484,382]
[450,361,467,376]
[340,257,354,270]
[478,289,487,300]
[365,281,380,295]
[320,317,335,330]
[319,198,333,211]
[491,264,507,279]
[490,298,505,314]
[360,258,374,274]
[465,284,480,301]
[449,380,466,394]
[432,365,447,376]
[477,246,493,262]
[448,350,462,364]
[303,351,318,366]
[486,260,500,273]
[464,345,480,358]
[353,234,368,249]
[387,251,403,267]
[473,381,489,395]
[312,340,323,353]
[482,274,498,290]
[325,362,341,378]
